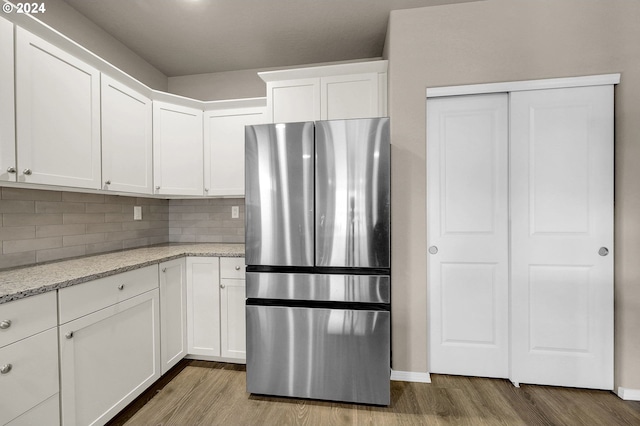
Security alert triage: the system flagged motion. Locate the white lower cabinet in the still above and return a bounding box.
[58,272,161,426]
[0,292,59,426]
[186,256,246,362]
[159,258,187,374]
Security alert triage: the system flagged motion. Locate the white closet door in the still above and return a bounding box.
[427,93,509,378]
[510,86,614,390]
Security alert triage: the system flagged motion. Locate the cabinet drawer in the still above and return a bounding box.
[0,328,59,425]
[59,265,158,324]
[6,393,59,426]
[220,257,245,279]
[0,292,57,348]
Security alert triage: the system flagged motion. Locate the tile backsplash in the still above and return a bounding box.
[0,187,246,270]
[168,198,244,244]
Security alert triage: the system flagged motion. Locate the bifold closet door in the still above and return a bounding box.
[427,93,509,378]
[510,86,614,390]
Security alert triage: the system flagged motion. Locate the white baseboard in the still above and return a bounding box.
[617,387,640,401]
[390,370,431,383]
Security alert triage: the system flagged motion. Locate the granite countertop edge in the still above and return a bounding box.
[0,244,245,305]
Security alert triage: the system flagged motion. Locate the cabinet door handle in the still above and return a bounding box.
[23,168,32,176]
[65,331,74,339]
[599,247,609,256]
[105,180,111,185]
[0,364,12,374]
[220,284,225,289]
[6,167,16,174]
[428,246,438,255]
[155,186,161,190]
[118,284,125,290]
[235,265,241,271]
[0,319,11,329]
[162,268,166,273]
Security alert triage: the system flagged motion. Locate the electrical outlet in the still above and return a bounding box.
[232,206,239,219]
[134,206,142,221]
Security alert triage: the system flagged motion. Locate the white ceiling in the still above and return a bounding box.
[62,0,477,77]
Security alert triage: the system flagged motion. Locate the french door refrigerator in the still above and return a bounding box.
[245,118,391,405]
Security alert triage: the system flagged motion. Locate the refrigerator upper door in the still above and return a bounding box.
[315,118,390,268]
[245,122,314,267]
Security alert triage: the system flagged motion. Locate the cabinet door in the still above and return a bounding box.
[15,27,101,189]
[153,101,203,196]
[0,328,59,425]
[267,78,320,123]
[186,257,221,357]
[159,258,187,374]
[0,16,16,182]
[59,290,161,426]
[5,394,59,426]
[204,107,265,196]
[220,278,246,360]
[320,73,379,120]
[101,75,152,194]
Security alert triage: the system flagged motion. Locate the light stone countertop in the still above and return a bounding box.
[0,243,245,304]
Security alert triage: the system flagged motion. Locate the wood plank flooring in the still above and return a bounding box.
[107,360,640,425]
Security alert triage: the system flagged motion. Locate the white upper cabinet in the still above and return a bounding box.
[153,101,204,196]
[0,16,16,182]
[101,75,153,194]
[15,27,101,189]
[268,78,321,123]
[259,60,387,123]
[204,102,266,196]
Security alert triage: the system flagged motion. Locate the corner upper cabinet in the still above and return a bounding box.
[101,75,153,194]
[204,100,266,196]
[259,60,387,123]
[0,16,16,183]
[15,27,101,189]
[153,101,204,196]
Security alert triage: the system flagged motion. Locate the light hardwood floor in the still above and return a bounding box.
[107,360,640,425]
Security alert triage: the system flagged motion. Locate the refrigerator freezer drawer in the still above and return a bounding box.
[246,305,390,405]
[246,272,390,303]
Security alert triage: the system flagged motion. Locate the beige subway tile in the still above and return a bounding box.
[63,213,105,224]
[105,230,138,241]
[104,194,136,205]
[62,192,104,203]
[85,222,122,233]
[0,226,36,240]
[149,205,169,213]
[0,251,36,269]
[63,232,105,247]
[123,237,149,249]
[3,237,62,254]
[85,240,123,255]
[215,235,244,243]
[143,213,169,221]
[122,221,153,231]
[199,227,239,236]
[85,203,123,213]
[35,201,85,214]
[168,228,182,235]
[122,205,134,214]
[105,213,131,223]
[36,224,86,238]
[0,200,35,214]
[136,228,167,238]
[170,235,196,243]
[36,245,85,263]
[147,235,169,245]
[168,205,196,213]
[3,214,63,227]
[136,197,167,206]
[2,187,61,201]
[222,220,244,227]
[179,213,210,221]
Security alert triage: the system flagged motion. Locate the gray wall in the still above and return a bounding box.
[386,0,640,390]
[34,0,168,90]
[0,188,169,269]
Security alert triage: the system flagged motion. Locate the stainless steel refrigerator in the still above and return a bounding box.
[244,118,390,406]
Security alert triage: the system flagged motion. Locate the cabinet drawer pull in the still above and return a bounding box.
[23,168,32,176]
[65,331,74,339]
[0,364,12,374]
[0,320,11,329]
[118,284,125,290]
[105,180,112,185]
[220,284,225,289]
[6,167,16,174]
[235,265,241,271]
